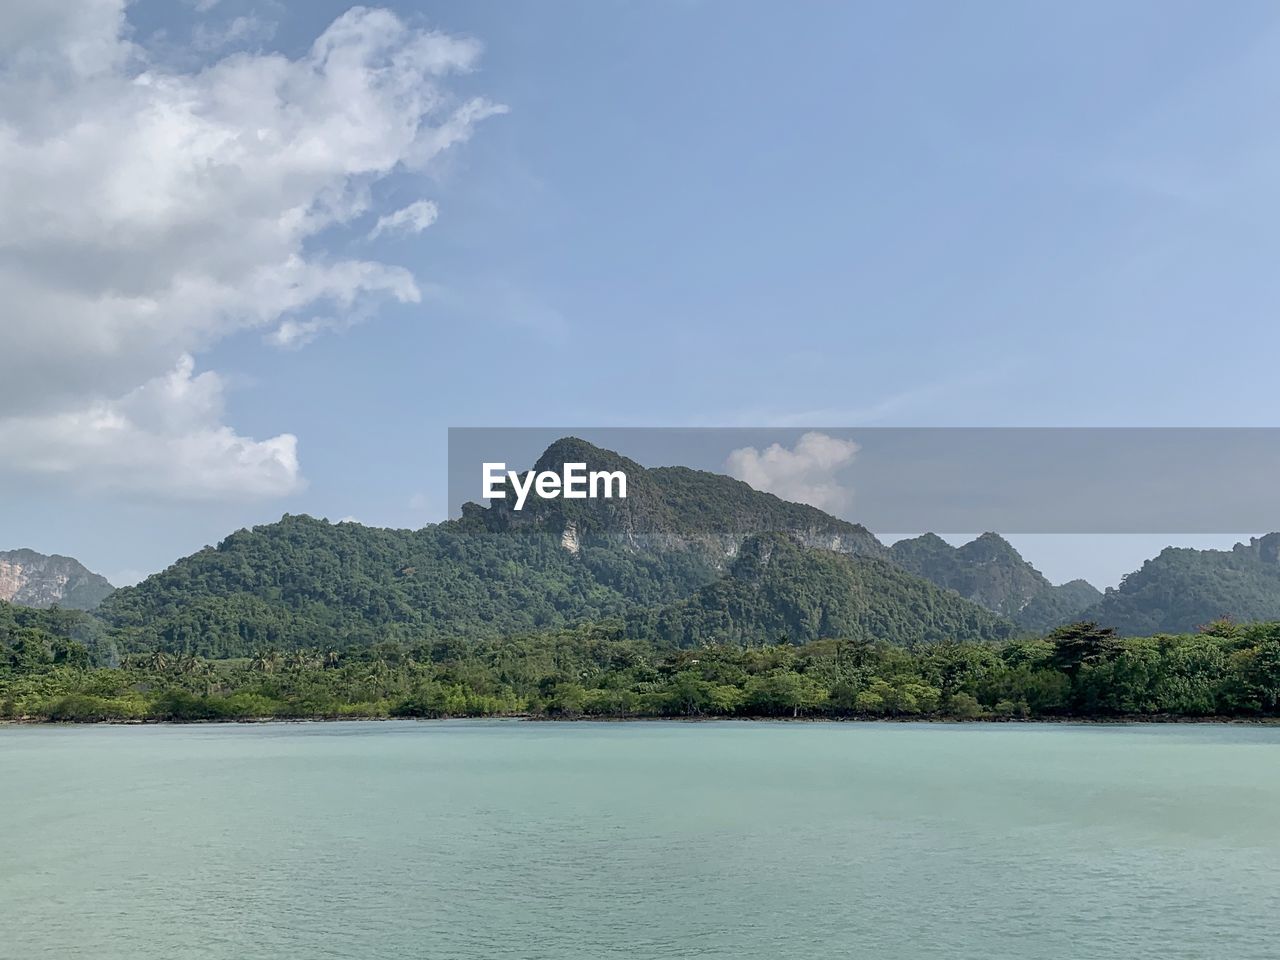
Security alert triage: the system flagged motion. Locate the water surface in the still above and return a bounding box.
[2,721,1277,959]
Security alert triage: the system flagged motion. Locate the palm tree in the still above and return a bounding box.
[249,650,281,674]
[180,655,216,695]
[146,650,171,673]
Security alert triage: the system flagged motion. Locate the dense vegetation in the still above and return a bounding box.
[0,600,105,663]
[95,521,1006,659]
[5,614,1279,723]
[99,516,718,656]
[1082,534,1280,635]
[890,533,1100,632]
[15,440,1280,681]
[635,534,1013,647]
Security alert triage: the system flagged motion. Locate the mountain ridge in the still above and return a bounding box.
[889,532,1100,632]
[88,438,1280,649]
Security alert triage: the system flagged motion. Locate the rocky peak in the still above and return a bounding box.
[0,548,115,610]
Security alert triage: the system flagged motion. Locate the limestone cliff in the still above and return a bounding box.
[0,549,115,610]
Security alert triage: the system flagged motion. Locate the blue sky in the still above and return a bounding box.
[2,0,1278,587]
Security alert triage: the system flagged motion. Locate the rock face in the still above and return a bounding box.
[0,549,115,610]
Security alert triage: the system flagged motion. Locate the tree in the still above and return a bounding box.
[51,638,90,670]
[1048,622,1119,677]
[744,670,824,717]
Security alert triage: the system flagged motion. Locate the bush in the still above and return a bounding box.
[944,693,985,719]
[149,690,222,721]
[39,694,142,722]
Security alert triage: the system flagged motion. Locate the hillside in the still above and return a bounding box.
[1084,534,1280,635]
[634,533,1014,648]
[890,533,1099,632]
[97,439,1024,655]
[114,436,1280,655]
[0,549,115,610]
[0,597,105,662]
[99,515,715,657]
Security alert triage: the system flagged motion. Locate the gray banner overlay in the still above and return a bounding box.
[447,428,1280,534]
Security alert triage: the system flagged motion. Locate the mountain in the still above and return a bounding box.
[634,532,1014,648]
[0,549,114,610]
[98,438,1012,655]
[128,436,1280,654]
[889,533,1099,632]
[468,436,887,562]
[98,515,715,657]
[1083,534,1280,635]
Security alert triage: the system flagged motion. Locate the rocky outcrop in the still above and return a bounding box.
[0,549,115,610]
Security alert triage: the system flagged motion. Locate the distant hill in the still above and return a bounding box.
[0,549,114,610]
[634,532,1014,648]
[1083,534,1280,635]
[110,436,1280,653]
[99,438,1011,655]
[889,533,1100,633]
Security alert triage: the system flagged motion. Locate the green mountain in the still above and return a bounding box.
[99,515,715,657]
[634,533,1014,648]
[97,438,1012,655]
[890,533,1100,633]
[118,436,1280,653]
[469,436,887,561]
[1083,534,1280,635]
[0,548,115,610]
[1,597,105,664]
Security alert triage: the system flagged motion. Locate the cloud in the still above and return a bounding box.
[0,3,503,499]
[369,200,439,239]
[0,355,300,500]
[190,14,276,53]
[724,432,859,514]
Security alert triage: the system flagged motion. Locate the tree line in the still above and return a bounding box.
[3,618,1279,722]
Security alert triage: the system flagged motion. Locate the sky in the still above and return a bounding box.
[2,0,1279,589]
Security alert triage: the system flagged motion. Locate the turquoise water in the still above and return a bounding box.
[2,721,1278,959]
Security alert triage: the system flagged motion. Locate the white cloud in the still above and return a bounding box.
[191,14,276,53]
[724,432,860,514]
[0,3,503,500]
[369,199,439,239]
[0,355,300,500]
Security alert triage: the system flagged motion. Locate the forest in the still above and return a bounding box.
[4,612,1279,722]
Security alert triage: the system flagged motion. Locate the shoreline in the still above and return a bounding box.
[4,714,1279,727]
